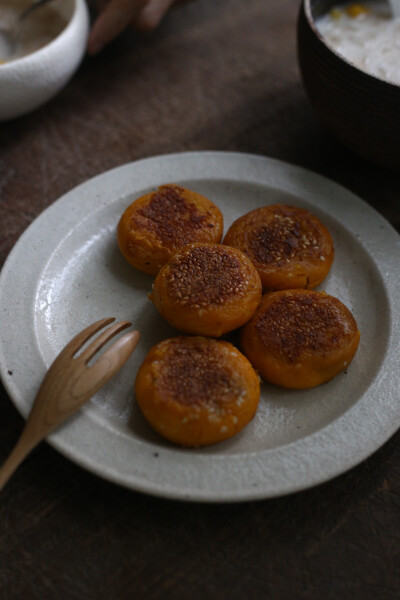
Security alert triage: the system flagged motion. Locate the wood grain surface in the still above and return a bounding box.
[0,1,399,599]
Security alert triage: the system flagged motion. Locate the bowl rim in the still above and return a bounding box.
[301,0,400,89]
[0,0,88,70]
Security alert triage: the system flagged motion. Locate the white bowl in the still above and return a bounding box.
[0,0,89,121]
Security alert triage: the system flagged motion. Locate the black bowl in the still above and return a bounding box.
[297,0,400,171]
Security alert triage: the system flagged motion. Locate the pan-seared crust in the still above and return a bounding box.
[117,184,223,275]
[241,289,360,389]
[135,336,260,447]
[223,204,334,291]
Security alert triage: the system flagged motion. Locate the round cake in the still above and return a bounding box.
[135,336,260,447]
[241,289,360,389]
[223,204,334,291]
[117,184,223,275]
[150,242,262,337]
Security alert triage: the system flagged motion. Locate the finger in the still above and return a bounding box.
[133,0,177,31]
[87,0,148,55]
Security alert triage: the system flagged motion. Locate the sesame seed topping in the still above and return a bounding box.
[245,206,326,265]
[254,292,357,362]
[166,245,250,306]
[157,338,244,409]
[208,414,221,423]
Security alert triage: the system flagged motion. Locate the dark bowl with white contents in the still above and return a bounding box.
[297,0,400,171]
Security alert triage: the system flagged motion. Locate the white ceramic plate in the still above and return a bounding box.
[1,152,399,502]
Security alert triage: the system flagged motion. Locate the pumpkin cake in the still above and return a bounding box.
[241,289,360,389]
[135,336,260,447]
[117,184,223,275]
[150,242,262,337]
[223,204,334,291]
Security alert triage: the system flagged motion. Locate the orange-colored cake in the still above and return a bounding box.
[241,289,360,389]
[223,204,334,291]
[150,242,262,337]
[117,184,223,275]
[135,336,260,447]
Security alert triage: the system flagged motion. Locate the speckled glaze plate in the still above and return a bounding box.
[0,152,399,502]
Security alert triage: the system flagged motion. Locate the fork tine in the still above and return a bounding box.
[79,320,133,364]
[73,330,140,399]
[58,318,116,360]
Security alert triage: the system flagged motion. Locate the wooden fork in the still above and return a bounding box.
[0,318,140,490]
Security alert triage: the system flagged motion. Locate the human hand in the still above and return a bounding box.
[87,0,181,55]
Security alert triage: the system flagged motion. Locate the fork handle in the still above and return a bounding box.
[0,327,140,491]
[0,425,41,491]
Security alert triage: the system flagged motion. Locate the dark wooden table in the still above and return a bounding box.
[1,1,399,598]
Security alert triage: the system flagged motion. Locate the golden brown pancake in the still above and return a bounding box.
[223,204,334,291]
[117,184,223,275]
[241,289,360,388]
[150,242,262,337]
[135,336,260,447]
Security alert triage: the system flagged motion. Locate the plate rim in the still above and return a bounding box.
[1,150,399,502]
